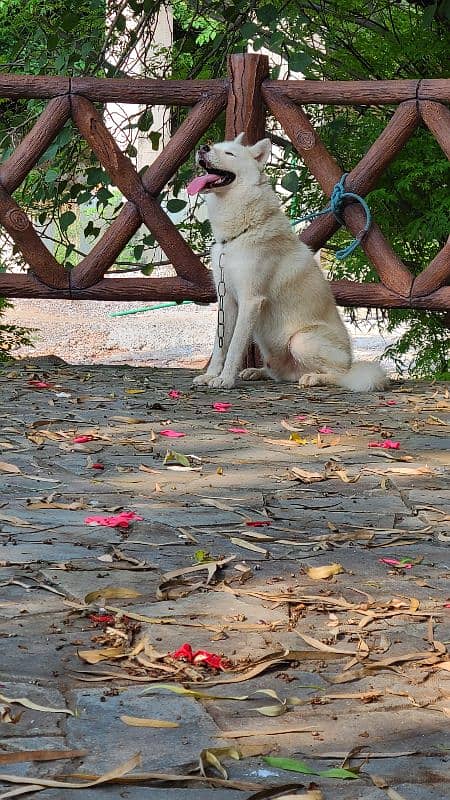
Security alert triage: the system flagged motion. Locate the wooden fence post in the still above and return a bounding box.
[226,53,269,368]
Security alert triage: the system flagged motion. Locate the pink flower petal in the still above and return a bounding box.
[318,426,335,434]
[379,557,412,569]
[368,440,400,449]
[168,390,182,399]
[293,415,307,421]
[28,379,52,389]
[379,399,397,406]
[212,402,232,412]
[228,427,248,434]
[159,429,186,438]
[84,511,143,529]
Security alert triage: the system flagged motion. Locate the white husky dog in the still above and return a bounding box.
[187,134,388,392]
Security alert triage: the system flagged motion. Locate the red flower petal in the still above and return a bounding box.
[245,520,272,527]
[73,435,96,443]
[91,463,104,470]
[192,650,225,670]
[168,390,182,399]
[89,614,116,625]
[171,643,194,662]
[170,643,226,670]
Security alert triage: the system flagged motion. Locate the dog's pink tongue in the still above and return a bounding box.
[186,173,221,196]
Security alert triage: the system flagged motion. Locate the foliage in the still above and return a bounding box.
[0,298,34,360]
[0,0,448,372]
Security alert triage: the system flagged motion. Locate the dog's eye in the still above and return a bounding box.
[224,151,236,157]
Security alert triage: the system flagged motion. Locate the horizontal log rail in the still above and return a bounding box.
[0,54,448,320]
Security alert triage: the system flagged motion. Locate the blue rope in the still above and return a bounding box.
[291,172,372,260]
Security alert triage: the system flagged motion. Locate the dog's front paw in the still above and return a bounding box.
[239,367,267,381]
[299,372,322,387]
[207,373,237,389]
[192,372,217,387]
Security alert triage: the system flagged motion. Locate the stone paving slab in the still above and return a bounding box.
[0,361,449,799]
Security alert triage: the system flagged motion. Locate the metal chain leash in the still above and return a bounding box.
[217,251,226,349]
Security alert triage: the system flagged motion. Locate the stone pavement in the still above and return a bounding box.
[0,358,449,799]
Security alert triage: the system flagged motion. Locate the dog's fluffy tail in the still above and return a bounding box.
[336,361,389,392]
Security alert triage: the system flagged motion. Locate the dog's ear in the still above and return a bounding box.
[234,132,245,144]
[248,138,271,168]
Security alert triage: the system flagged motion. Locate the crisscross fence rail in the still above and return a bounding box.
[0,54,449,314]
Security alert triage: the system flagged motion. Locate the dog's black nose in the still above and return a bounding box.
[199,144,210,153]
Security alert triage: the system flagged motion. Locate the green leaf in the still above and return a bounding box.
[61,13,79,32]
[44,169,59,184]
[59,210,76,232]
[163,450,191,468]
[149,131,161,150]
[141,684,249,701]
[167,198,187,213]
[422,3,437,27]
[240,22,259,38]
[319,767,359,780]
[86,167,107,186]
[257,4,278,24]
[263,757,316,774]
[263,757,359,780]
[137,109,154,132]
[289,51,312,72]
[96,187,113,206]
[281,171,299,194]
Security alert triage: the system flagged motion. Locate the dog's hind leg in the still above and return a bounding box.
[298,370,345,387]
[239,367,270,381]
[289,330,351,388]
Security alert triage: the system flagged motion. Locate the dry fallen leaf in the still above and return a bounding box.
[77,646,127,664]
[0,514,37,528]
[229,537,268,555]
[306,564,344,580]
[218,724,318,738]
[84,587,142,604]
[273,793,324,800]
[0,752,142,792]
[120,715,179,728]
[290,467,325,483]
[0,694,74,716]
[0,461,21,474]
[0,749,87,766]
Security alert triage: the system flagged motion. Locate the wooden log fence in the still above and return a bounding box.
[0,54,448,316]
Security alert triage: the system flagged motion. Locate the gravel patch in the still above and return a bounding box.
[4,297,400,371]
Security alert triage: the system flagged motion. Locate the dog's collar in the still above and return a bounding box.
[214,225,251,246]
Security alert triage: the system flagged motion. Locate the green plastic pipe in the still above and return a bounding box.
[109,300,194,317]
